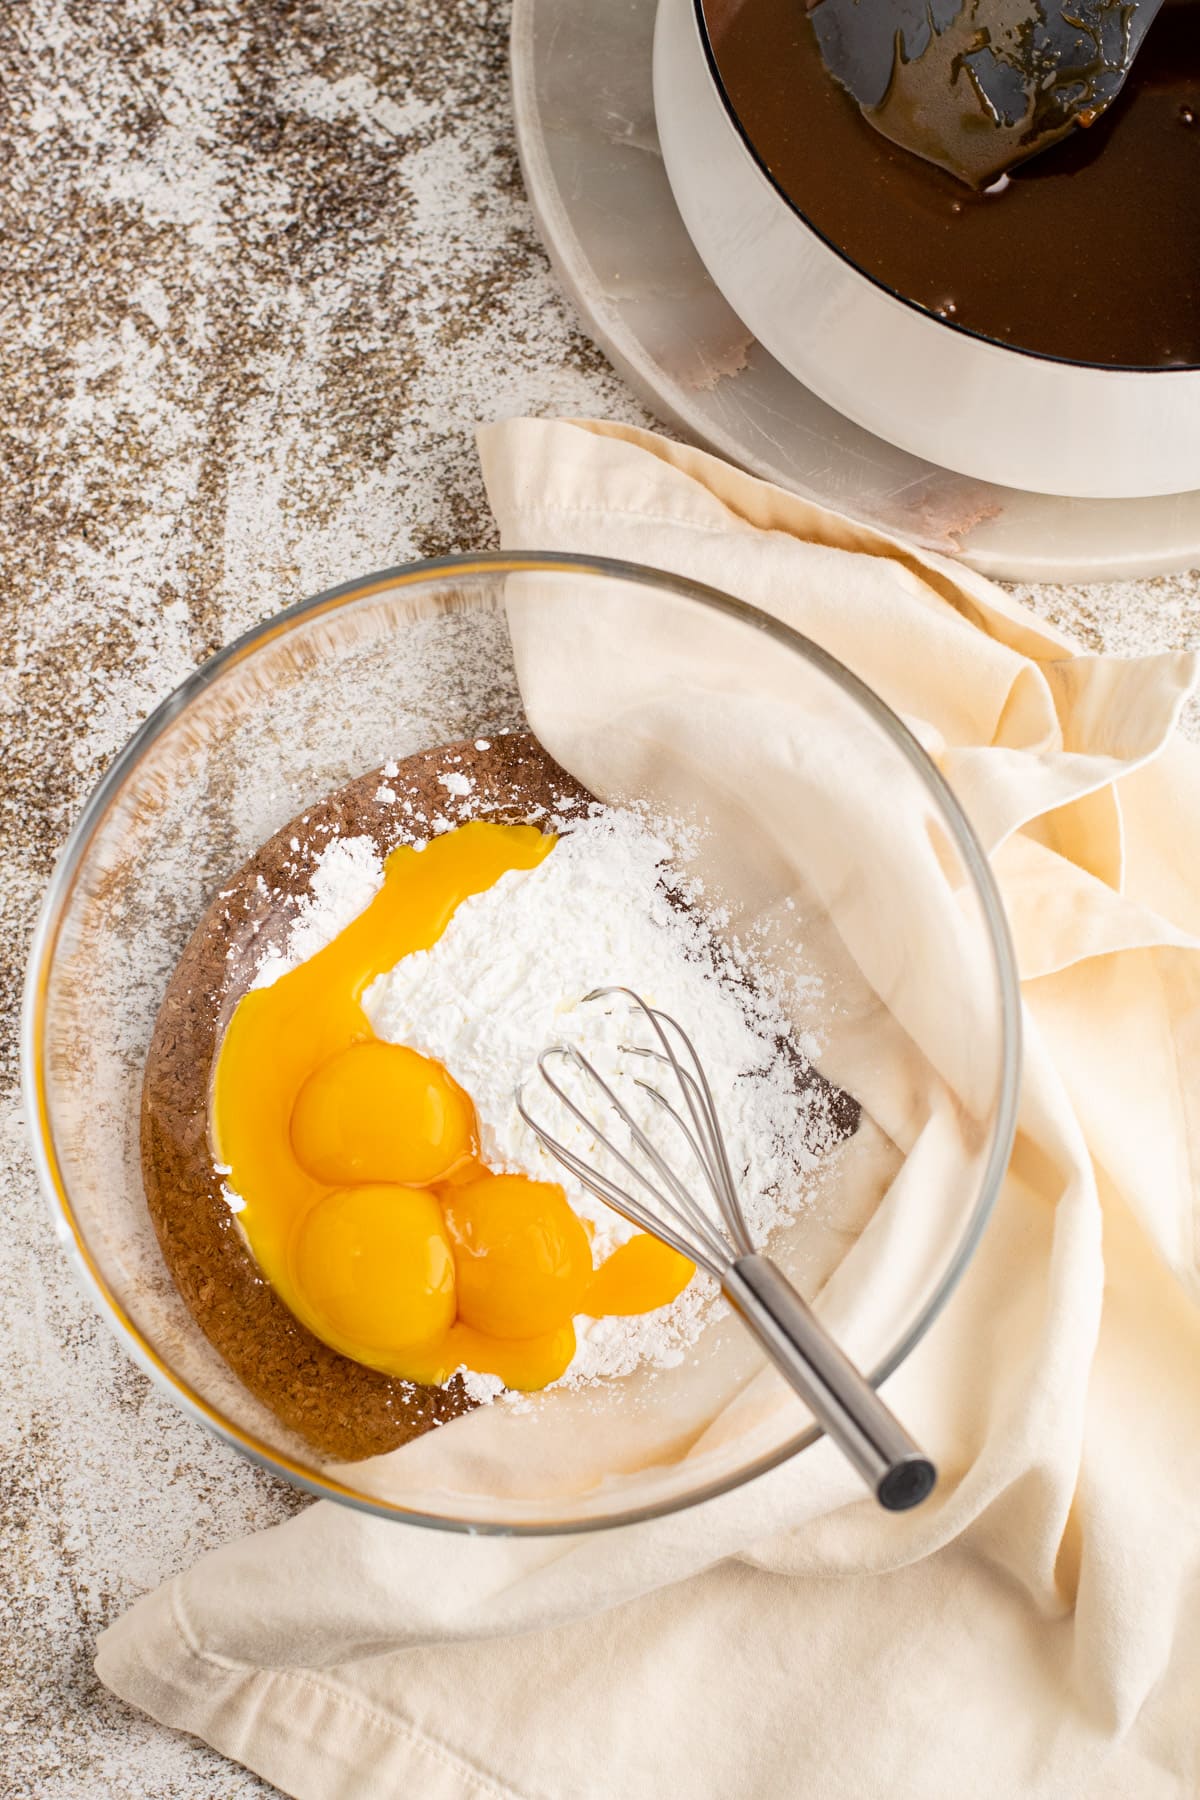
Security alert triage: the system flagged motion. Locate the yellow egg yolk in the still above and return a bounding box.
[444,1173,593,1338]
[211,820,696,1390]
[291,1183,456,1355]
[583,1232,695,1317]
[291,1041,475,1188]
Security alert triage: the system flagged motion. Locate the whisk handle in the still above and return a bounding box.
[722,1255,936,1512]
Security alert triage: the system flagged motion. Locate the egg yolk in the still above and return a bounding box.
[291,1184,456,1356]
[211,820,695,1391]
[583,1232,695,1317]
[291,1041,474,1188]
[444,1173,593,1338]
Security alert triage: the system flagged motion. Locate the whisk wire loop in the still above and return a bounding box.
[587,988,755,1257]
[511,1112,708,1269]
[626,1046,756,1255]
[624,1053,729,1222]
[528,1046,732,1272]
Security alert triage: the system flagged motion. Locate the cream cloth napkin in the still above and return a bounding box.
[97,420,1200,1800]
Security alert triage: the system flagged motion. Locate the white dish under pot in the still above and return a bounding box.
[652,0,1200,501]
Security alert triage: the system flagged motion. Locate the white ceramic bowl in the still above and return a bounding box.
[653,0,1200,500]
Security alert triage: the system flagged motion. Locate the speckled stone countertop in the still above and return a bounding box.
[1,4,1197,1796]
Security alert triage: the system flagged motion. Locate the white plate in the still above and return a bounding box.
[510,0,1200,582]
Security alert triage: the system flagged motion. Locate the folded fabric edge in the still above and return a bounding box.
[95,1589,525,1800]
[475,416,1081,660]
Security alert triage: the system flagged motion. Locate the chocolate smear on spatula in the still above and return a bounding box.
[808,0,1169,187]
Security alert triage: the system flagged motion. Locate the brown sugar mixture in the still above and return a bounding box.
[701,0,1200,367]
[141,732,591,1462]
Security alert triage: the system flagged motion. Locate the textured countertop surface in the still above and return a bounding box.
[2,3,1198,1796]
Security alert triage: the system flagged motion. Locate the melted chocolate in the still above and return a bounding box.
[810,0,1166,188]
[702,0,1200,366]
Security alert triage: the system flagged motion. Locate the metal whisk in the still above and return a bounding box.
[516,988,936,1512]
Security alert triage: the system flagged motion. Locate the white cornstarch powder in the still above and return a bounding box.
[251,835,384,990]
[261,804,834,1390]
[363,811,825,1252]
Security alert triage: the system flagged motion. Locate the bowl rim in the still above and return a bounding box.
[690,0,1200,378]
[21,549,1022,1535]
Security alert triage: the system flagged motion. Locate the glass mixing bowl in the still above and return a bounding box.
[22,553,1020,1533]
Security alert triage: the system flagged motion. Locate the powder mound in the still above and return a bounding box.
[362,804,845,1385]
